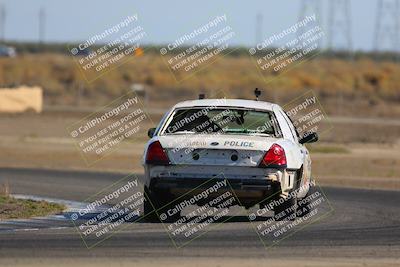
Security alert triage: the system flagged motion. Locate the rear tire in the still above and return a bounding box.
[297,191,311,217]
[143,186,182,223]
[143,186,160,223]
[274,195,297,221]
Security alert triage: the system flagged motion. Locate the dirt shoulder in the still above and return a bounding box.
[0,135,398,191]
[1,109,399,191]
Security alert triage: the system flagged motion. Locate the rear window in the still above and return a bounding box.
[162,107,281,137]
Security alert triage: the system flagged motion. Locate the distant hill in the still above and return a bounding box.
[0,49,399,117]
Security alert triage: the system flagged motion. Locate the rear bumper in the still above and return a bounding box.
[149,176,278,207]
[150,177,274,191]
[149,175,284,208]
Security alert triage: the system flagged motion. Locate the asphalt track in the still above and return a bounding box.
[0,167,399,261]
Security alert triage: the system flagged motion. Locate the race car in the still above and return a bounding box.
[142,93,318,222]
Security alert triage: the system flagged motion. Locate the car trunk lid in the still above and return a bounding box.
[158,134,279,167]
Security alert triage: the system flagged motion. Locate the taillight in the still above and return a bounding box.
[145,141,170,165]
[259,143,287,168]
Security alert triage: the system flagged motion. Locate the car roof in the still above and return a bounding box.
[173,99,279,111]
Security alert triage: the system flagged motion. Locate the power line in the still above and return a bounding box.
[255,13,263,45]
[327,0,353,52]
[0,4,5,42]
[373,0,400,53]
[326,0,353,116]
[298,0,323,48]
[39,7,45,44]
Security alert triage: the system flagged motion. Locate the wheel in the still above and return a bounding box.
[143,186,182,223]
[273,195,297,221]
[143,186,161,223]
[297,191,311,217]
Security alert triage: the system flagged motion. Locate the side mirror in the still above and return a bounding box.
[147,128,156,138]
[299,132,318,144]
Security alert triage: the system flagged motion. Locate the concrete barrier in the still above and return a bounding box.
[0,86,43,113]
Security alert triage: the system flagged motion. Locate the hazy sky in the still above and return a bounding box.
[1,0,381,51]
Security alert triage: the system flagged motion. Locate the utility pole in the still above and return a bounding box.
[0,4,5,42]
[255,13,263,45]
[327,0,353,52]
[373,0,400,54]
[298,0,323,48]
[327,0,353,116]
[39,7,45,44]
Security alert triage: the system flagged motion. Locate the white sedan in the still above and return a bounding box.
[142,97,318,221]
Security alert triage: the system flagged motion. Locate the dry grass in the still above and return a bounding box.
[307,144,350,154]
[0,182,65,220]
[1,53,400,116]
[0,195,65,220]
[0,181,10,197]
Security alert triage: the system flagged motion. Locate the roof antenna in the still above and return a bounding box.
[199,93,205,99]
[254,88,261,101]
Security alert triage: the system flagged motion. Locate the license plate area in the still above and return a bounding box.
[192,149,239,164]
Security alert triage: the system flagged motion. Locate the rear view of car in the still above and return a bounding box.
[142,97,317,222]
